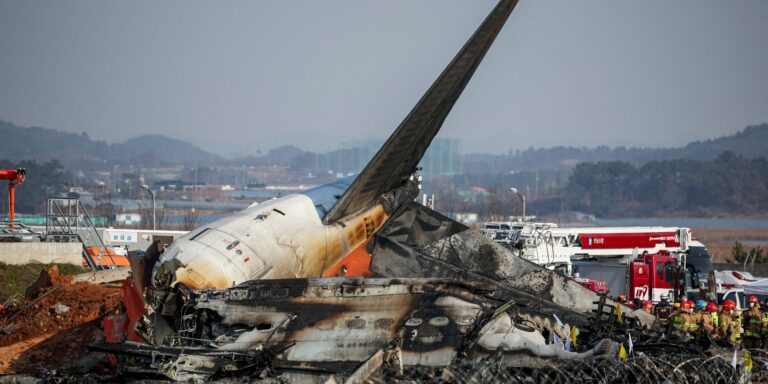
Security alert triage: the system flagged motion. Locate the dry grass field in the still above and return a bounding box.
[692,227,768,263]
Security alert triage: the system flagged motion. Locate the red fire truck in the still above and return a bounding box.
[488,223,712,301]
[572,227,706,302]
[627,251,687,302]
[540,226,708,302]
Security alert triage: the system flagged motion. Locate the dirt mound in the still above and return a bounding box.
[0,281,121,348]
[5,320,106,374]
[23,265,75,299]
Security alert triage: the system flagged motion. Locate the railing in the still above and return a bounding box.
[0,220,43,240]
[713,263,768,277]
[46,197,118,269]
[46,198,77,235]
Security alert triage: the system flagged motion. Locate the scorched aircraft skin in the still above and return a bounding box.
[140,0,518,295]
[120,0,656,380]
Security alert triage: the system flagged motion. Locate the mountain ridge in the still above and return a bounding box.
[0,119,765,172]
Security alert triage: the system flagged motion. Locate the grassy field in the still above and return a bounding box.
[692,227,768,263]
[0,263,88,303]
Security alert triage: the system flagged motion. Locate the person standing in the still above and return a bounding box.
[642,301,654,314]
[672,300,695,339]
[669,301,685,334]
[718,300,740,346]
[701,301,719,338]
[762,298,768,348]
[684,300,701,333]
[742,295,764,349]
[655,294,673,321]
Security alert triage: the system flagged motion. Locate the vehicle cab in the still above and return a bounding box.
[628,251,698,303]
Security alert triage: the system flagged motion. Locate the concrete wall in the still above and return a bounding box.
[0,242,83,265]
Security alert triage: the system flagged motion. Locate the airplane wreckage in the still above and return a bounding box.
[40,0,766,382]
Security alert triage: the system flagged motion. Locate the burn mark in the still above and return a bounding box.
[153,277,491,370]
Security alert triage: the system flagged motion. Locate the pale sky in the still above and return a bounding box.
[1,0,767,156]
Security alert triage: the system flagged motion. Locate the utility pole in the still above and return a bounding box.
[141,184,156,230]
[510,187,526,221]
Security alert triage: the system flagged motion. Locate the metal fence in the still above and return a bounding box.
[714,263,768,277]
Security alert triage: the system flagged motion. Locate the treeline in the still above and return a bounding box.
[464,124,768,172]
[566,152,768,217]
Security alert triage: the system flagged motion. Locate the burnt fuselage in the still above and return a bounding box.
[171,278,494,368]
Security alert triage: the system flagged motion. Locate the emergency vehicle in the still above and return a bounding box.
[627,251,687,302]
[482,222,713,301]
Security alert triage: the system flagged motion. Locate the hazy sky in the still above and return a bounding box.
[1,1,767,157]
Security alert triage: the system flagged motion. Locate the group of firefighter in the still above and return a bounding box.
[617,293,768,348]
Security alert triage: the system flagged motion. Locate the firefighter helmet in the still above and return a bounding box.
[749,295,759,304]
[722,300,736,311]
[686,300,695,310]
[695,299,707,310]
[705,302,717,312]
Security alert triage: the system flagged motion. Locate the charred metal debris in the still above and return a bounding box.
[8,0,762,381]
[74,277,758,383]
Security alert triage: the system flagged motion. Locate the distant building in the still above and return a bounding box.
[315,137,461,179]
[419,138,461,179]
[116,213,142,226]
[318,147,371,175]
[154,180,205,192]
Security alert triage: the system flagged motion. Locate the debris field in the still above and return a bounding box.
[0,266,121,373]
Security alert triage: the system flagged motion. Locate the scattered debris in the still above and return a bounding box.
[0,0,759,382]
[49,303,70,315]
[0,266,121,374]
[24,265,74,299]
[74,266,132,284]
[0,282,120,347]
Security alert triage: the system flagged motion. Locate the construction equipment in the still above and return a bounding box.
[0,168,26,230]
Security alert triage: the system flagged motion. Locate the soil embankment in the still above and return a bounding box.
[0,266,121,373]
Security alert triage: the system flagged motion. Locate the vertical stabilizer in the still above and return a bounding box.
[323,0,518,224]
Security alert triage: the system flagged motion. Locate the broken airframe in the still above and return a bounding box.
[83,1,755,383]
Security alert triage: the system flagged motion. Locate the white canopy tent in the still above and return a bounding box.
[744,278,768,296]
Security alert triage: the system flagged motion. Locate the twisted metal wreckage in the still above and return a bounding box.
[81,0,766,382]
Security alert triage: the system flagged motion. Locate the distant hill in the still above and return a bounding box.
[2,118,766,173]
[111,134,223,166]
[0,120,222,169]
[463,124,768,172]
[0,120,110,169]
[679,124,768,160]
[233,145,311,167]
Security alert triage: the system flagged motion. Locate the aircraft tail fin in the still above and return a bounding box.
[324,0,518,224]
